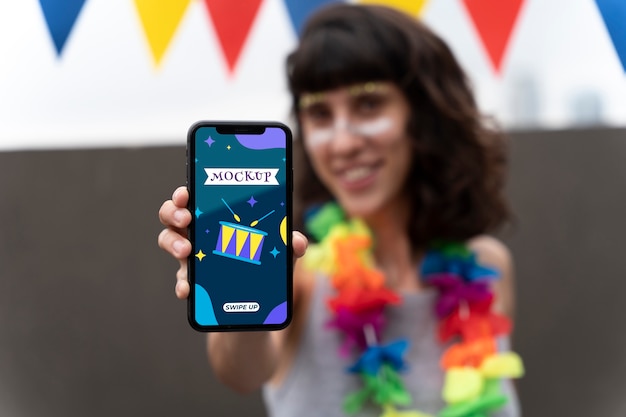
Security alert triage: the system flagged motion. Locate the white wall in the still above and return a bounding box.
[0,0,624,150]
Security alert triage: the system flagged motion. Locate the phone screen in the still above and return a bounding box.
[187,122,292,331]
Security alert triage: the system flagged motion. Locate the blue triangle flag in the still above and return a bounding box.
[595,0,626,72]
[39,0,87,56]
[283,0,343,36]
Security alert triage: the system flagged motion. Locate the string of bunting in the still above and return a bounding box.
[36,0,626,73]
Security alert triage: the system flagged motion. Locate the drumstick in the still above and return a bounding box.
[250,210,275,227]
[221,198,241,222]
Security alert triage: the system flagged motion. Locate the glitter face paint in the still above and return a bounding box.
[299,82,399,149]
[305,116,394,148]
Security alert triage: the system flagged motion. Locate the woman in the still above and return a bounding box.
[158,4,522,417]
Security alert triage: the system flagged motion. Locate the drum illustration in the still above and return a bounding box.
[213,221,268,265]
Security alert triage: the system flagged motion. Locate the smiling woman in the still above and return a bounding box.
[159,3,521,417]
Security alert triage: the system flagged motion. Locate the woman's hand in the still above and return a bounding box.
[158,186,193,299]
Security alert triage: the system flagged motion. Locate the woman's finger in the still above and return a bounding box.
[292,231,308,261]
[158,199,192,231]
[158,228,192,259]
[171,186,189,208]
[175,261,190,299]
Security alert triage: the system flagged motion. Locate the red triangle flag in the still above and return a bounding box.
[203,0,264,74]
[462,0,526,73]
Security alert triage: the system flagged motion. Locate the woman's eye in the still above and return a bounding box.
[355,95,384,114]
[303,105,332,125]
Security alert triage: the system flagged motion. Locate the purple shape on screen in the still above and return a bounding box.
[235,128,285,149]
[263,301,287,324]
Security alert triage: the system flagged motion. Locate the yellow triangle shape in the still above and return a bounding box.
[357,0,429,16]
[133,0,192,65]
[235,229,249,256]
[221,225,235,253]
[249,232,264,260]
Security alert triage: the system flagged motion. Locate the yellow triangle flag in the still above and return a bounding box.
[133,0,192,65]
[356,0,429,16]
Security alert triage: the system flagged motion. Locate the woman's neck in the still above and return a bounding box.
[362,203,424,292]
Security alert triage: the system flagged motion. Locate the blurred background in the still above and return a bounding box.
[1,0,625,415]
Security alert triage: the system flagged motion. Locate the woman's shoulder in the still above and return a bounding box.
[467,235,515,317]
[467,235,512,272]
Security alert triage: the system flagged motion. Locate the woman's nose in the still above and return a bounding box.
[329,118,364,154]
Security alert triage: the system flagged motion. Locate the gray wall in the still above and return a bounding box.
[505,128,626,416]
[0,128,625,416]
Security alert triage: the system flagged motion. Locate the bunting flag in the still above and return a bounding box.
[30,0,626,77]
[133,0,192,66]
[283,0,343,36]
[38,0,87,56]
[203,0,264,74]
[461,0,526,74]
[357,0,430,17]
[595,0,626,72]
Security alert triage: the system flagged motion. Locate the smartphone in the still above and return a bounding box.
[187,121,293,332]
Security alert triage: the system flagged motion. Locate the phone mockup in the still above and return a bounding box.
[187,121,293,332]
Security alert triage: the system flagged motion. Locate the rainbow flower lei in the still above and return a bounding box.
[303,202,524,417]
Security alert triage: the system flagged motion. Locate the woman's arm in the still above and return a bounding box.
[206,329,285,393]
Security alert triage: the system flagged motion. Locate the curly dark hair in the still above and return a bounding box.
[287,3,510,249]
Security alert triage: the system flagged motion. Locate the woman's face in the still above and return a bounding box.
[299,81,414,219]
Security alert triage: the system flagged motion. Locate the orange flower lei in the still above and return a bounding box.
[304,203,524,417]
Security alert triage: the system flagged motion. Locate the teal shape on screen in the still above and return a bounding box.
[195,284,218,325]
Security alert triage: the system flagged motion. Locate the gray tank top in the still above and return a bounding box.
[263,276,520,417]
